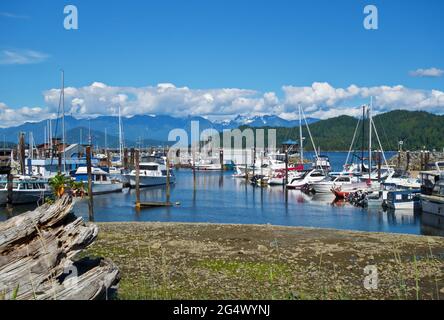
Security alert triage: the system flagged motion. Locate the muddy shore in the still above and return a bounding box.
[84,222,444,300]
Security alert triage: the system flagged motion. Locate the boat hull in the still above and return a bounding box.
[87,182,123,195]
[128,175,176,187]
[421,195,444,217]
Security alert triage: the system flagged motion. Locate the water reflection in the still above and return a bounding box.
[0,169,443,237]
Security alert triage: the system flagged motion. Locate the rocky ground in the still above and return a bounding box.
[84,222,444,300]
[388,151,444,171]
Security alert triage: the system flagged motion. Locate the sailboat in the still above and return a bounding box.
[286,105,328,189]
[331,99,391,198]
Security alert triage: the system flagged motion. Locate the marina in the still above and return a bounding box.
[2,151,443,237]
[1,0,444,302]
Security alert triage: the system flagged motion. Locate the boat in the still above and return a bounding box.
[286,169,326,190]
[383,170,421,189]
[312,155,331,172]
[310,175,359,193]
[268,167,303,186]
[194,158,222,171]
[124,160,176,187]
[74,167,123,195]
[385,189,421,210]
[421,178,444,217]
[0,175,52,205]
[332,181,371,199]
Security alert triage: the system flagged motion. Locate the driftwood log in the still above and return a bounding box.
[0,195,120,300]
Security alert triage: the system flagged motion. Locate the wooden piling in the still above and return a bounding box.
[377,151,381,182]
[123,148,128,170]
[166,156,170,204]
[192,146,196,189]
[106,149,111,168]
[19,132,25,175]
[58,151,62,174]
[219,148,224,171]
[406,151,410,171]
[135,149,141,208]
[86,146,94,221]
[6,170,13,211]
[284,145,289,187]
[130,148,135,170]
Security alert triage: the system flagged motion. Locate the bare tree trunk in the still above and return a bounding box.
[0,195,120,300]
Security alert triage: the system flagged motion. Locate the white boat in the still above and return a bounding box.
[383,170,421,189]
[74,167,123,195]
[421,179,444,217]
[386,189,421,210]
[0,175,52,205]
[125,161,175,187]
[310,175,359,193]
[194,158,222,171]
[286,169,326,190]
[312,155,331,172]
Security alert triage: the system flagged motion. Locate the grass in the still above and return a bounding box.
[81,222,444,300]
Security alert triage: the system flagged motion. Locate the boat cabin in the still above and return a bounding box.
[74,167,109,182]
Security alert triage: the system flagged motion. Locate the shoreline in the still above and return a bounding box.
[85,221,444,300]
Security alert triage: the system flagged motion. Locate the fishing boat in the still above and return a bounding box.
[385,189,421,210]
[421,178,444,217]
[124,160,175,187]
[74,167,123,195]
[0,175,52,205]
[286,169,326,190]
[310,175,359,194]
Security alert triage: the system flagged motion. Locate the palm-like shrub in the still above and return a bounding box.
[48,173,70,198]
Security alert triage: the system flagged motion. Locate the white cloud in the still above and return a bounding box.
[0,49,49,65]
[1,82,444,127]
[0,102,55,128]
[43,82,279,118]
[0,12,29,19]
[283,82,444,119]
[409,67,443,78]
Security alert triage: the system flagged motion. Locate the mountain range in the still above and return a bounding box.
[1,110,443,151]
[0,114,319,147]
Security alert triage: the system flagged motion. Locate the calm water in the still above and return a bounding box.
[1,152,444,236]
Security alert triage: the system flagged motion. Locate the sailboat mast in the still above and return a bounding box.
[61,70,66,173]
[368,97,373,182]
[299,104,303,164]
[361,104,365,172]
[118,104,123,163]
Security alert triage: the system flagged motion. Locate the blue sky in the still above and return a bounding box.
[0,0,443,126]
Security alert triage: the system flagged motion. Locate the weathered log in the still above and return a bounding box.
[0,195,120,300]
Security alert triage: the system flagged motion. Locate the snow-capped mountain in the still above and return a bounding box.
[217,114,319,128]
[0,114,319,145]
